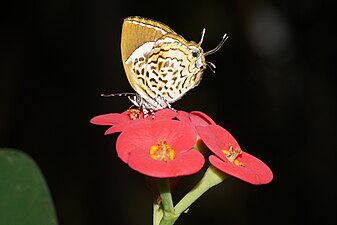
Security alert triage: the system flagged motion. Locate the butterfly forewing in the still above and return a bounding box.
[121,17,174,63]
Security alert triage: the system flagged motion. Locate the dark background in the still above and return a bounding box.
[1,0,336,225]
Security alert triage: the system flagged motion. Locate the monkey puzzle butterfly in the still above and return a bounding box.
[103,16,228,117]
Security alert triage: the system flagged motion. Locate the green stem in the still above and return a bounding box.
[174,165,228,215]
[155,178,179,225]
[153,199,163,225]
[156,178,174,213]
[158,213,179,225]
[194,139,210,156]
[153,166,227,225]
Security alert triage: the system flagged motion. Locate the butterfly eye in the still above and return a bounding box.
[136,95,142,104]
[192,51,199,58]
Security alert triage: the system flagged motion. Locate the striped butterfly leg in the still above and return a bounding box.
[166,101,177,112]
[142,107,151,119]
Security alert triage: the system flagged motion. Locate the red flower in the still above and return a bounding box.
[197,125,273,185]
[90,108,178,134]
[116,120,205,178]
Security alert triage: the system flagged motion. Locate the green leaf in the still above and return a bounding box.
[0,149,58,225]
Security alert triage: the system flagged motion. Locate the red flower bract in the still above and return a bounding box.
[116,120,205,178]
[177,111,216,127]
[90,108,178,134]
[197,125,273,185]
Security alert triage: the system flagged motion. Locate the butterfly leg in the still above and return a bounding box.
[150,109,155,119]
[142,108,149,118]
[165,101,177,113]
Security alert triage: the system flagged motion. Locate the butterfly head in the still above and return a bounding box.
[128,94,142,108]
[188,45,207,71]
[195,29,229,73]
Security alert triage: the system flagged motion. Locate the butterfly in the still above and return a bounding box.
[103,16,228,118]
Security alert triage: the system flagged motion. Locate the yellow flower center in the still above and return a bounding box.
[127,108,141,120]
[150,139,175,162]
[222,145,244,166]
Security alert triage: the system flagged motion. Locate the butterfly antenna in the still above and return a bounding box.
[206,61,216,73]
[101,92,137,97]
[198,28,206,46]
[204,33,229,56]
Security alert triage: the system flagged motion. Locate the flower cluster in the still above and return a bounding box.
[91,109,272,184]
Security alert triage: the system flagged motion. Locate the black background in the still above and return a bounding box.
[1,1,336,225]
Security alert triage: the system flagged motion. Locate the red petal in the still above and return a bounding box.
[190,111,217,126]
[104,120,148,135]
[146,121,196,153]
[115,121,153,163]
[90,112,130,125]
[196,125,238,156]
[176,111,191,123]
[176,111,216,127]
[154,109,178,120]
[104,124,126,135]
